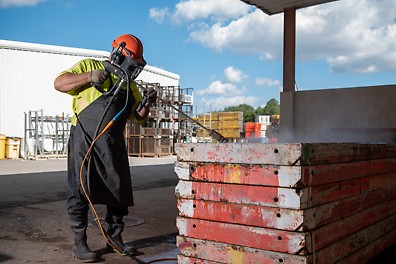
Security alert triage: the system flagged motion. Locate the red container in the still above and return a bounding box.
[245,122,256,132]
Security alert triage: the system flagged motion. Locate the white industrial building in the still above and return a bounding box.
[0,39,180,139]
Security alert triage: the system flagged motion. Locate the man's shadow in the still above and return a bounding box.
[94,232,177,263]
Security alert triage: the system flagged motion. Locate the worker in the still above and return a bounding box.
[54,34,157,262]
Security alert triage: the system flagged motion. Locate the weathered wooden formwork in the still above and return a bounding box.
[174,143,396,264]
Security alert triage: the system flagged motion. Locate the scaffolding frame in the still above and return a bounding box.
[24,110,71,159]
[135,81,194,140]
[127,81,194,157]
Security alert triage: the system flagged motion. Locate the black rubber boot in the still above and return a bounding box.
[70,215,98,263]
[106,216,137,255]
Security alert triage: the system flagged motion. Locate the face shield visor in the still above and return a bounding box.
[110,45,146,80]
[119,55,146,80]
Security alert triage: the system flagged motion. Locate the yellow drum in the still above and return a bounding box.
[0,135,6,159]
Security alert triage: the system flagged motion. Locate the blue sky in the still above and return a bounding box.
[1,0,395,113]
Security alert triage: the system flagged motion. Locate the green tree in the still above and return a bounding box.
[255,106,266,116]
[224,104,256,122]
[256,98,280,116]
[222,99,280,122]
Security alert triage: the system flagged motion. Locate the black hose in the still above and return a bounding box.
[86,67,129,191]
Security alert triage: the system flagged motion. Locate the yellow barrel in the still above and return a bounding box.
[0,135,5,159]
[5,137,21,159]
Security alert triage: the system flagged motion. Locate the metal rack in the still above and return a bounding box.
[127,81,194,157]
[24,110,71,159]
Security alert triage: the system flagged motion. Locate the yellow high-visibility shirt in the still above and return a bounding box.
[58,58,143,126]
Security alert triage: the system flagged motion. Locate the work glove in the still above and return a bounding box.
[90,69,109,87]
[144,88,158,104]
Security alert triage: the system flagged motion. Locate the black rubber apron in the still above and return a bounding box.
[67,89,134,212]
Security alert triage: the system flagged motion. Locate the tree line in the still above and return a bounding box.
[223,98,280,122]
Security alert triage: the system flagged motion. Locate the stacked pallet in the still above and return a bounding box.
[197,112,243,139]
[126,120,174,157]
[174,143,396,263]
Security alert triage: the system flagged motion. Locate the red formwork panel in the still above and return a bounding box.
[174,143,396,264]
[304,158,396,186]
[177,198,304,231]
[307,172,396,208]
[175,171,396,210]
[175,143,396,165]
[177,214,396,264]
[177,236,311,264]
[175,143,302,165]
[176,158,396,188]
[312,200,396,251]
[175,160,299,188]
[175,180,304,209]
[177,217,311,255]
[314,214,396,263]
[177,205,396,260]
[337,228,396,264]
[177,197,396,234]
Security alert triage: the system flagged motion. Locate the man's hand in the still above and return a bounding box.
[90,70,109,87]
[144,88,158,104]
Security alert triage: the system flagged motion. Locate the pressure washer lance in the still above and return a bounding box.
[152,96,229,143]
[167,102,228,143]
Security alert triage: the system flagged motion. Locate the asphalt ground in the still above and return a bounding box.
[0,156,179,264]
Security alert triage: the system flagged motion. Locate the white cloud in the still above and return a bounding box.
[256,77,282,91]
[189,9,283,56]
[296,0,396,73]
[195,66,250,108]
[224,66,247,83]
[165,0,396,73]
[0,0,45,8]
[149,7,169,24]
[200,96,259,111]
[172,0,251,24]
[255,77,280,87]
[195,80,243,95]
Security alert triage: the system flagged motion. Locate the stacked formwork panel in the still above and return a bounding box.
[197,112,243,141]
[174,143,396,263]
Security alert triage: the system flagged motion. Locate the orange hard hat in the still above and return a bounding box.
[112,34,144,64]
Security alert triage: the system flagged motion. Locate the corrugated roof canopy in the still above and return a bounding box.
[240,0,338,15]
